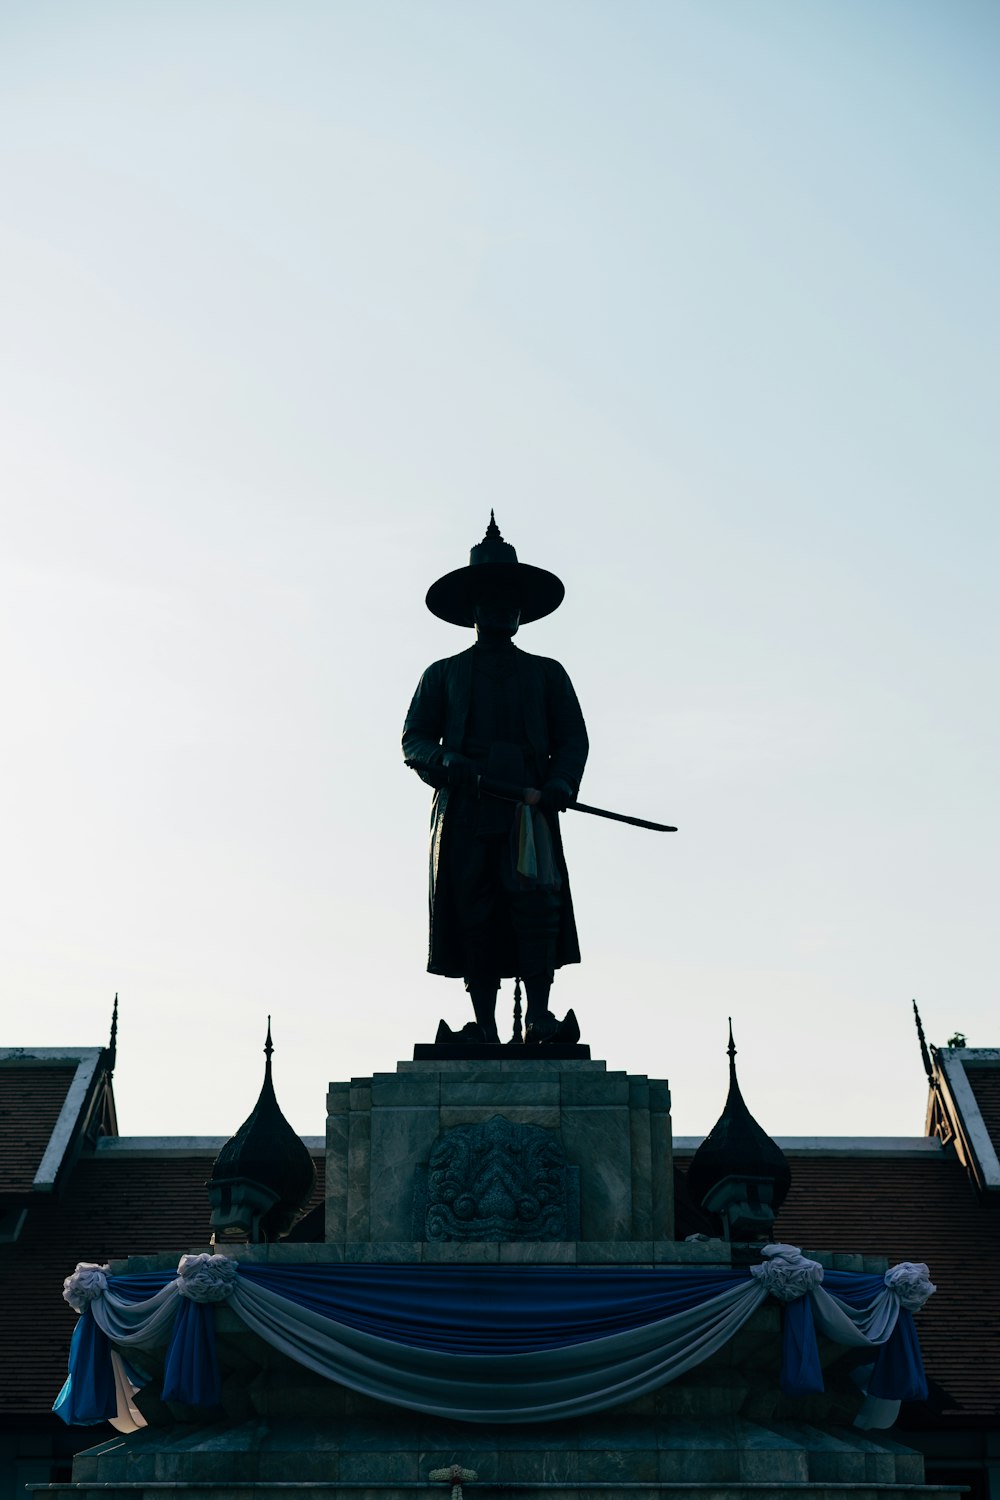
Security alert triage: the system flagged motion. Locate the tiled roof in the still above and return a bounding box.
[675,1147,1000,1418]
[968,1065,1000,1152]
[0,1066,78,1193]
[0,1150,326,1416]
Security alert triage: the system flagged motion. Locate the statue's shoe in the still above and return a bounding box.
[524,1009,580,1046]
[523,1011,558,1045]
[434,1019,501,1046]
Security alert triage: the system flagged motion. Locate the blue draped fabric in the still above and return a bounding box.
[53,1311,117,1425]
[869,1309,928,1402]
[823,1272,887,1304]
[237,1264,751,1352]
[54,1263,931,1424]
[780,1296,824,1395]
[162,1297,221,1407]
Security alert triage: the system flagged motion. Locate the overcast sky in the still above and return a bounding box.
[2,1,997,1141]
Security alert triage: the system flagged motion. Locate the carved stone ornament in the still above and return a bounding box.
[416,1114,579,1242]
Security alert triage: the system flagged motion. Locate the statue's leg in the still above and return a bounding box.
[522,974,553,1027]
[464,976,501,1045]
[509,888,560,1027]
[449,821,504,1042]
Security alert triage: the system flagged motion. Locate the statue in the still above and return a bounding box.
[403,514,589,1045]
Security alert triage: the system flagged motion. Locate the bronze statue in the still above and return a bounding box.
[403,515,588,1045]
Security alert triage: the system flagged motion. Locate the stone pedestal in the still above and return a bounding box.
[40,1247,956,1500]
[36,1055,957,1500]
[325,1058,674,1246]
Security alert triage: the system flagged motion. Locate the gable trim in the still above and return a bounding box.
[937,1049,1000,1191]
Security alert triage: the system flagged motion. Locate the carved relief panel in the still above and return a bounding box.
[413,1114,580,1241]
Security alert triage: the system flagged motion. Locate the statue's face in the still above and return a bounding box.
[473,586,521,636]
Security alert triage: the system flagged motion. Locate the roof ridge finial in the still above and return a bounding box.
[108,993,118,1075]
[913,999,934,1084]
[727,1016,736,1068]
[265,1015,274,1067]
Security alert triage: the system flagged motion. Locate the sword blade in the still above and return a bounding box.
[569,801,677,832]
[473,775,677,832]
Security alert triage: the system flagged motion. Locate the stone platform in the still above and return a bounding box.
[33,1246,952,1500]
[36,1055,957,1500]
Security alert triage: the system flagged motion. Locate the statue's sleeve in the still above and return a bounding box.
[545,663,589,795]
[402,662,449,789]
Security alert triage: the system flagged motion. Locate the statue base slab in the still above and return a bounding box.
[413,1041,591,1060]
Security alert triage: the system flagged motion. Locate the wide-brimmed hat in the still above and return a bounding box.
[426,513,565,627]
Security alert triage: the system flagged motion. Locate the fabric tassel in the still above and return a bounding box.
[516,805,538,879]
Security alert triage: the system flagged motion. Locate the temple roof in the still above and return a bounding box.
[926,1047,1000,1194]
[0,1047,116,1213]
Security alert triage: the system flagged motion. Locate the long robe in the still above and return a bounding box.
[402,644,589,978]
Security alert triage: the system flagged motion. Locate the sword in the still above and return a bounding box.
[477,776,677,833]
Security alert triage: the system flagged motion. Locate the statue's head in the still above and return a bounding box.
[425,513,564,629]
[472,580,522,638]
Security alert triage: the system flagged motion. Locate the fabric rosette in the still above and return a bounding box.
[175,1253,239,1303]
[62,1263,111,1313]
[750,1243,824,1302]
[885,1261,936,1311]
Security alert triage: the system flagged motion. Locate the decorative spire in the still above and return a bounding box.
[912,1000,934,1084]
[207,1019,317,1243]
[685,1020,791,1241]
[108,993,118,1076]
[484,510,504,543]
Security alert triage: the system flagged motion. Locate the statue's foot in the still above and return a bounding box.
[435,1019,501,1046]
[523,1011,558,1044]
[523,1009,580,1046]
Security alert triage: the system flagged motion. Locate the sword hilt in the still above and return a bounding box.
[475,776,677,833]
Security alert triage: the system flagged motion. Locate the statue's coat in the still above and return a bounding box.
[402,645,589,978]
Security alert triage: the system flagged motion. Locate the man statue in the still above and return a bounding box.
[403,514,589,1045]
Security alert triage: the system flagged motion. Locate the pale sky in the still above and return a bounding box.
[2,1,997,1141]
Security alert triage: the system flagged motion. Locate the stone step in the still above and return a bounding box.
[59,1420,932,1491]
[28,1482,968,1500]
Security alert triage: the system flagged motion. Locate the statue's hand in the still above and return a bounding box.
[442,752,479,788]
[523,787,542,806]
[540,779,573,812]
